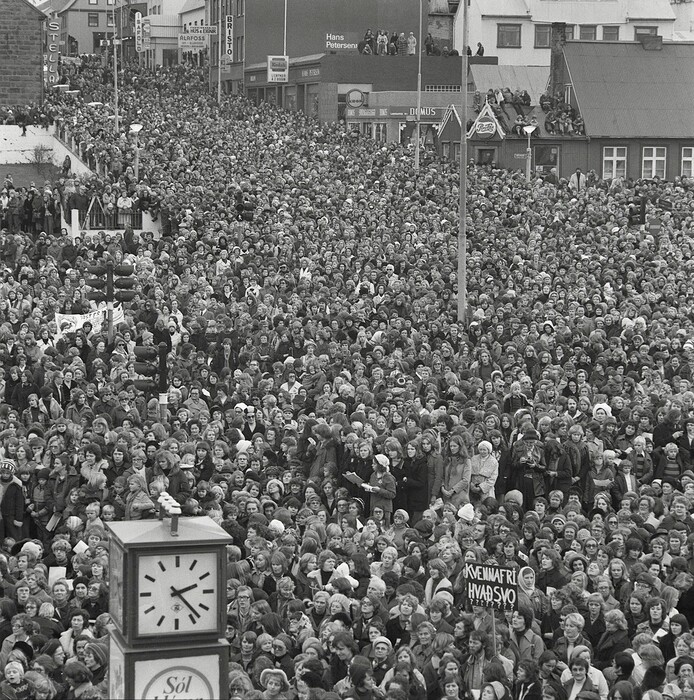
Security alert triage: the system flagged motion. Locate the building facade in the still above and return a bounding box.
[457,0,676,67]
[464,35,694,180]
[0,0,46,107]
[37,0,118,56]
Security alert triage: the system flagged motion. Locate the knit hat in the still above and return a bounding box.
[489,681,506,700]
[458,503,475,523]
[570,645,591,662]
[394,509,409,522]
[374,454,389,470]
[260,669,289,691]
[373,636,393,652]
[265,478,284,496]
[505,490,523,507]
[11,640,33,662]
[85,642,108,667]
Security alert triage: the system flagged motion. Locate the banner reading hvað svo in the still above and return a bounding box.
[464,562,517,611]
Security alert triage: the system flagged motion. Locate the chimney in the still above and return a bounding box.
[549,22,567,98]
[639,34,663,50]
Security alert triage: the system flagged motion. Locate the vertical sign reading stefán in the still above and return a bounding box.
[45,20,61,85]
[225,15,234,64]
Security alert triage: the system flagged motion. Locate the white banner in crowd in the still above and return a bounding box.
[55,306,125,338]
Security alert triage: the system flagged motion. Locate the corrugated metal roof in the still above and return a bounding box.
[469,65,549,104]
[564,42,694,138]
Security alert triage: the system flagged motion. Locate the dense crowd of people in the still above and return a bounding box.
[0,54,693,700]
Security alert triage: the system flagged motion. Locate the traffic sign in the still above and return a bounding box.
[513,153,529,159]
[187,26,217,34]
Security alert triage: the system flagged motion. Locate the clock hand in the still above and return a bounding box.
[170,586,201,618]
[173,583,199,596]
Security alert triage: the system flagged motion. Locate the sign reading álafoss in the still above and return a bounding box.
[464,563,517,611]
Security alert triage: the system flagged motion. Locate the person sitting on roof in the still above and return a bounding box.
[545,111,559,135]
[573,115,585,136]
[512,114,528,136]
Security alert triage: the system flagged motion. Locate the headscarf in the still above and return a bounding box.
[518,566,536,594]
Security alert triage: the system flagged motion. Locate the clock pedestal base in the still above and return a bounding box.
[109,627,229,700]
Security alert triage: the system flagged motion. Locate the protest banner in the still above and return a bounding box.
[55,305,125,339]
[463,562,518,612]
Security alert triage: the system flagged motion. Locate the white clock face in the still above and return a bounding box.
[137,551,218,636]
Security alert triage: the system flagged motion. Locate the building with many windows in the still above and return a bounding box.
[457,0,677,67]
[37,0,117,55]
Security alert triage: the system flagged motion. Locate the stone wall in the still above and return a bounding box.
[0,0,46,108]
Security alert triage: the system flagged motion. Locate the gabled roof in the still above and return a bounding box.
[466,101,506,139]
[36,0,75,15]
[437,104,461,135]
[564,41,694,138]
[14,0,48,19]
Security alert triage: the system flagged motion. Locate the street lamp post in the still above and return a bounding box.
[523,124,536,181]
[457,0,469,323]
[414,0,423,171]
[130,123,143,181]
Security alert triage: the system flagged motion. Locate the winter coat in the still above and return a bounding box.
[367,470,397,516]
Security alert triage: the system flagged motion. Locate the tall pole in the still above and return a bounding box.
[526,130,532,181]
[134,131,139,181]
[415,0,423,171]
[106,261,114,344]
[217,0,222,102]
[283,0,288,55]
[457,0,468,323]
[113,12,119,133]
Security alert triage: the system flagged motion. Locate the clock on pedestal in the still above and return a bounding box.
[107,514,231,699]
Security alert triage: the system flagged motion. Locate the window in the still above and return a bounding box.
[535,25,551,48]
[564,25,575,40]
[88,12,99,26]
[683,147,694,177]
[234,35,244,61]
[635,26,658,38]
[602,26,619,41]
[373,123,387,143]
[603,146,627,179]
[236,0,244,15]
[642,147,666,178]
[89,0,97,4]
[106,0,113,4]
[579,25,597,40]
[442,142,451,159]
[497,24,521,48]
[107,12,114,26]
[425,85,461,92]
